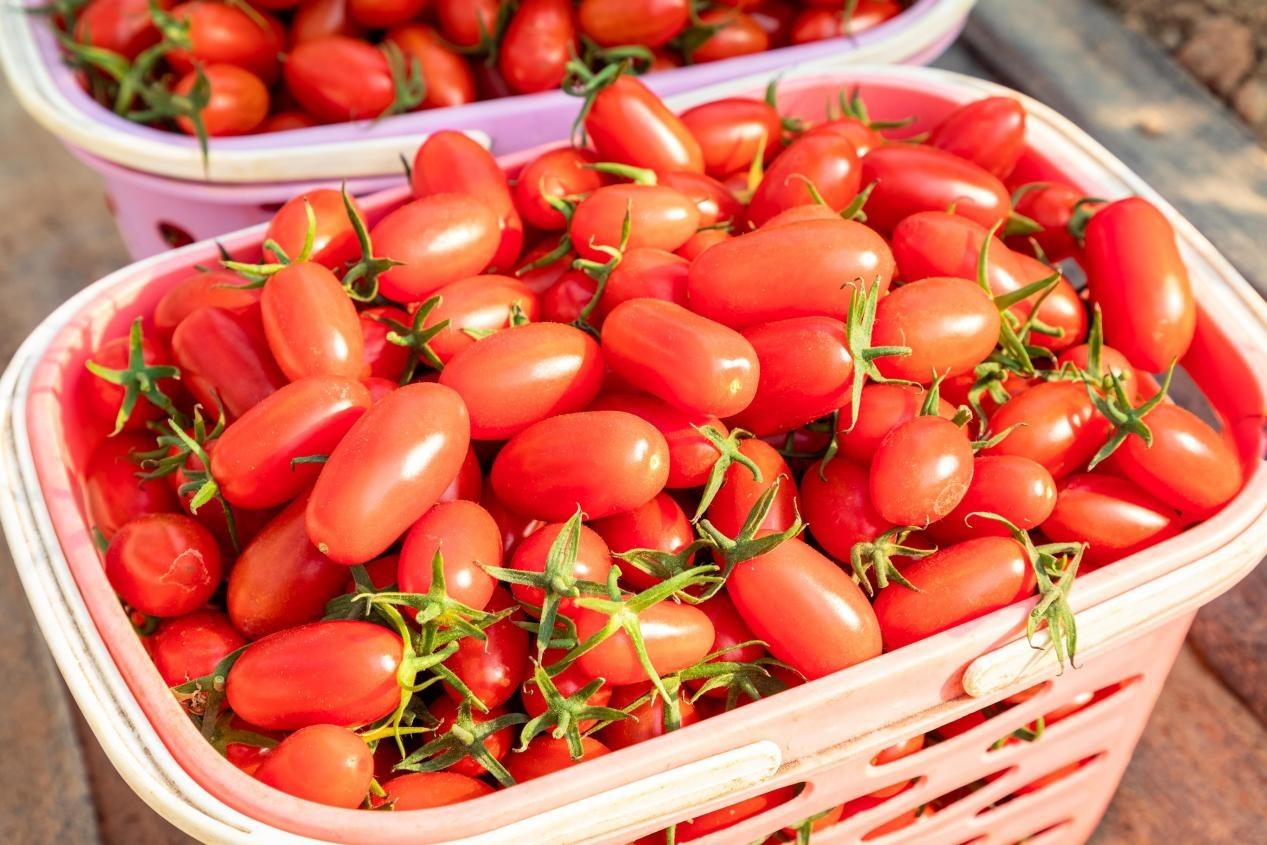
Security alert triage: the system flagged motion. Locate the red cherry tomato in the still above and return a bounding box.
[284,36,399,122]
[1008,182,1097,263]
[379,772,493,809]
[595,248,690,320]
[174,64,269,137]
[440,444,483,504]
[540,270,599,324]
[359,306,411,382]
[435,0,501,47]
[588,391,724,489]
[870,416,973,526]
[747,134,861,227]
[505,736,611,783]
[929,97,1027,180]
[730,536,882,679]
[800,115,885,157]
[154,269,260,337]
[419,275,542,364]
[691,9,769,63]
[1082,197,1195,372]
[385,24,477,110]
[307,382,471,564]
[347,0,425,28]
[601,683,700,749]
[105,514,221,617]
[1057,341,1138,401]
[74,0,168,59]
[705,438,799,537]
[576,598,713,685]
[688,219,894,328]
[836,383,954,465]
[260,262,365,382]
[513,148,605,231]
[149,609,244,686]
[427,696,516,778]
[679,97,782,179]
[165,2,284,83]
[790,0,900,42]
[491,411,670,521]
[860,146,1011,235]
[584,75,704,174]
[730,316,853,435]
[171,305,287,420]
[800,458,892,562]
[1012,253,1087,353]
[590,492,692,591]
[499,0,575,95]
[227,495,350,640]
[520,647,614,726]
[264,189,363,271]
[656,171,743,229]
[292,0,362,43]
[256,725,373,808]
[983,380,1110,480]
[927,454,1056,545]
[578,0,688,47]
[873,536,1032,650]
[507,521,614,613]
[873,276,1001,383]
[570,183,701,262]
[226,620,402,730]
[440,323,604,440]
[443,588,529,708]
[1041,473,1181,567]
[84,436,180,540]
[82,332,174,434]
[371,195,501,303]
[397,500,500,611]
[891,211,1025,299]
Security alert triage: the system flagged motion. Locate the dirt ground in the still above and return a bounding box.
[1105,0,1267,140]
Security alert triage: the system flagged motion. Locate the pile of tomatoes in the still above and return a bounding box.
[56,0,911,139]
[78,67,1242,840]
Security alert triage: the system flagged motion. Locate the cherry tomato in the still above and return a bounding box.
[347,0,424,28]
[397,500,500,611]
[512,148,605,231]
[800,115,885,157]
[983,380,1110,480]
[540,270,599,324]
[873,276,1001,383]
[1041,473,1181,567]
[870,416,973,526]
[595,248,690,321]
[256,724,373,808]
[412,131,523,272]
[74,0,167,58]
[800,458,892,563]
[589,392,724,489]
[499,0,575,95]
[928,455,1056,545]
[260,262,365,382]
[929,97,1027,180]
[705,438,799,537]
[105,513,221,617]
[258,111,321,132]
[730,536,882,679]
[730,316,853,435]
[584,75,704,174]
[676,228,730,261]
[578,0,688,47]
[442,588,528,708]
[165,2,284,83]
[385,24,478,110]
[371,195,501,303]
[521,648,614,727]
[435,0,500,48]
[226,620,402,729]
[1008,182,1097,263]
[1108,404,1242,517]
[228,495,350,640]
[576,598,713,685]
[149,609,244,686]
[507,521,614,613]
[419,275,542,364]
[440,444,483,505]
[358,306,411,382]
[790,0,900,42]
[570,184,700,263]
[674,786,796,841]
[292,0,362,43]
[84,436,179,540]
[860,146,1011,235]
[491,411,669,521]
[1082,197,1195,371]
[264,189,363,271]
[1057,341,1137,401]
[689,219,893,328]
[440,323,604,440]
[284,37,398,123]
[873,536,1032,650]
[379,771,493,809]
[656,171,743,230]
[505,736,611,783]
[1012,253,1087,353]
[836,383,954,465]
[82,332,174,434]
[891,211,1025,299]
[747,134,861,227]
[171,305,287,420]
[174,64,269,137]
[679,97,781,179]
[427,696,516,778]
[307,382,471,564]
[482,488,546,556]
[154,269,259,337]
[591,492,692,591]
[601,683,700,750]
[691,9,769,63]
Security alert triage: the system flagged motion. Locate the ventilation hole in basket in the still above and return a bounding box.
[258,201,286,214]
[979,753,1105,813]
[649,781,805,843]
[869,733,927,769]
[861,801,937,841]
[158,222,195,249]
[1007,819,1074,845]
[985,674,1146,753]
[1001,680,1052,706]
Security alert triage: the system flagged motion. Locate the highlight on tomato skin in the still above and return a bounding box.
[72,71,1241,820]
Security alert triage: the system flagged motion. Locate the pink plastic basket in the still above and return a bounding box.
[0,0,976,258]
[1,67,1265,845]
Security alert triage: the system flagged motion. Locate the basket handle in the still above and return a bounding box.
[451,740,782,845]
[961,527,1262,698]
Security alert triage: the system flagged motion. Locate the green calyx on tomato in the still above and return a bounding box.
[692,425,762,521]
[974,223,1064,376]
[675,646,793,712]
[827,85,916,132]
[517,663,626,760]
[842,282,914,432]
[850,526,932,597]
[170,642,250,741]
[222,200,320,284]
[1084,362,1175,470]
[379,42,425,118]
[372,297,450,383]
[570,202,632,335]
[396,699,527,787]
[339,185,404,303]
[85,317,183,435]
[696,476,805,599]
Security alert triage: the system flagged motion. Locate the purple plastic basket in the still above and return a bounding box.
[1,0,975,256]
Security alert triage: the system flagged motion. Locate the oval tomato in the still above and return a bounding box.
[84,436,179,540]
[928,455,1056,545]
[397,500,500,611]
[171,304,287,420]
[260,262,366,382]
[800,458,892,563]
[928,97,1027,180]
[435,0,501,47]
[890,211,1025,299]
[500,0,575,95]
[576,599,714,684]
[835,383,955,465]
[507,520,614,615]
[379,771,493,809]
[704,438,799,537]
[870,415,973,526]
[1008,182,1096,263]
[588,391,724,489]
[82,331,174,434]
[166,1,284,83]
[284,36,398,122]
[584,75,704,174]
[512,148,605,231]
[657,171,743,229]
[691,9,769,63]
[596,248,690,320]
[105,513,221,617]
[747,134,861,227]
[570,183,700,262]
[442,588,529,708]
[154,269,260,337]
[372,195,501,303]
[679,97,781,179]
[74,0,167,59]
[578,0,688,47]
[347,0,425,28]
[264,189,363,270]
[1041,473,1180,567]
[384,24,477,109]
[174,64,269,137]
[292,0,362,43]
[427,696,516,778]
[149,609,245,686]
[982,380,1110,480]
[420,274,541,364]
[860,145,1011,235]
[256,725,373,808]
[590,492,692,591]
[505,735,611,783]
[730,316,853,435]
[872,276,1001,383]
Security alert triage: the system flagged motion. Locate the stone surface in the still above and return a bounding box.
[1176,16,1256,97]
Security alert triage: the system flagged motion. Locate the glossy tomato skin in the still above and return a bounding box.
[82,333,173,434]
[1057,341,1138,401]
[576,599,714,684]
[226,620,402,730]
[1008,182,1096,263]
[385,24,477,110]
[166,2,284,83]
[292,0,362,44]
[359,306,412,382]
[284,37,397,122]
[379,772,493,809]
[84,436,179,540]
[264,189,362,271]
[307,382,471,564]
[1013,253,1087,353]
[588,392,723,489]
[730,316,853,435]
[347,0,425,28]
[500,0,575,95]
[505,736,611,783]
[657,171,743,229]
[421,275,541,364]
[929,97,1027,180]
[983,380,1110,480]
[482,488,546,556]
[835,383,955,465]
[800,458,892,563]
[861,146,1011,235]
[679,97,782,179]
[149,609,245,686]
[439,323,604,440]
[397,500,500,611]
[490,411,669,521]
[729,537,882,679]
[412,131,523,272]
[227,495,349,640]
[870,416,973,526]
[595,248,690,320]
[1109,404,1242,517]
[171,305,287,420]
[1082,197,1195,371]
[600,683,700,750]
[74,0,167,59]
[512,148,604,231]
[590,492,692,591]
[675,786,797,841]
[705,438,799,537]
[261,262,366,382]
[435,0,500,47]
[602,299,759,419]
[688,219,895,328]
[105,514,221,617]
[540,270,598,324]
[578,0,688,47]
[584,75,704,174]
[1041,473,1180,567]
[174,64,269,137]
[790,0,900,42]
[154,269,259,337]
[507,521,614,613]
[442,588,529,708]
[891,211,1025,298]
[873,537,1032,650]
[372,195,501,303]
[570,184,700,262]
[747,134,861,227]
[691,9,769,63]
[928,455,1056,545]
[211,377,370,509]
[873,276,1001,384]
[256,725,373,808]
